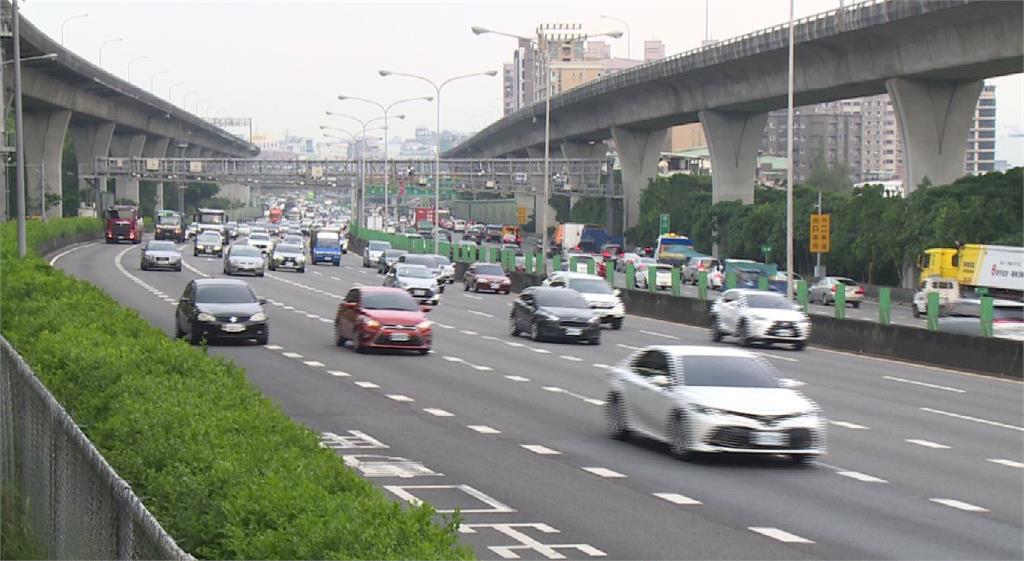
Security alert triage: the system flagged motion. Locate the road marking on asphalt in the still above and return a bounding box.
[542,386,565,393]
[319,430,388,450]
[919,407,1024,432]
[582,467,626,478]
[560,355,583,362]
[271,301,284,306]
[283,305,295,310]
[520,444,561,455]
[829,420,869,430]
[319,318,333,323]
[359,270,367,274]
[460,330,479,335]
[354,381,380,389]
[327,370,351,377]
[442,356,464,363]
[653,493,702,506]
[180,259,210,278]
[468,425,501,434]
[987,458,1024,469]
[639,329,679,340]
[281,352,303,359]
[837,471,888,483]
[883,376,966,393]
[481,335,502,341]
[471,364,494,371]
[343,454,442,478]
[435,322,455,329]
[468,309,495,318]
[463,294,484,300]
[306,313,319,319]
[295,309,308,314]
[506,341,525,347]
[458,523,605,559]
[531,347,551,354]
[49,242,97,266]
[331,276,341,281]
[423,408,454,417]
[313,271,323,276]
[617,343,640,351]
[386,485,515,514]
[748,527,814,544]
[929,498,989,512]
[592,363,610,369]
[505,375,530,382]
[387,394,415,402]
[905,439,951,449]
[302,360,325,367]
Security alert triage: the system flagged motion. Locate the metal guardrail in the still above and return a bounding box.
[0,336,191,560]
[84,157,624,198]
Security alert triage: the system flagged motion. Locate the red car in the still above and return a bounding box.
[334,287,433,354]
[463,262,511,294]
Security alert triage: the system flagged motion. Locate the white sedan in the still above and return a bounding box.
[605,345,825,463]
[710,289,811,350]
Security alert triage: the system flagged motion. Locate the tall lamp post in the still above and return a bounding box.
[98,37,122,68]
[60,13,88,46]
[12,0,27,255]
[472,27,620,267]
[785,0,795,300]
[126,55,148,82]
[599,15,630,59]
[149,69,169,93]
[337,94,432,223]
[322,115,390,228]
[379,69,497,254]
[324,128,381,220]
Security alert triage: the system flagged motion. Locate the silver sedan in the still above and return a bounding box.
[223,244,266,277]
[140,240,182,271]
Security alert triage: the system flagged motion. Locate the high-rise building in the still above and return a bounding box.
[858,94,903,182]
[966,83,996,174]
[644,40,665,62]
[502,38,537,115]
[502,63,515,116]
[761,101,863,184]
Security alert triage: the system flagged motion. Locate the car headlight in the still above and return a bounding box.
[296,255,305,261]
[197,312,217,322]
[690,403,733,416]
[361,317,380,329]
[250,312,267,322]
[587,316,600,324]
[501,278,511,284]
[416,320,432,331]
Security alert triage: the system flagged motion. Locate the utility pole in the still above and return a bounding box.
[13,0,28,256]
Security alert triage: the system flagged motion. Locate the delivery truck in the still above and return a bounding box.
[920,244,1024,300]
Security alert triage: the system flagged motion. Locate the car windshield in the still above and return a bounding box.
[403,256,433,267]
[436,256,451,266]
[362,291,420,311]
[198,234,220,242]
[476,264,504,275]
[231,246,261,257]
[568,278,612,294]
[146,241,177,252]
[835,278,858,286]
[535,290,588,309]
[746,294,793,309]
[276,245,302,254]
[249,234,270,241]
[369,241,391,251]
[384,250,407,258]
[156,214,180,225]
[397,265,432,278]
[195,285,256,304]
[682,356,781,388]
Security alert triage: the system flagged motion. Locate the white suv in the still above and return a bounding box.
[710,289,810,350]
[543,271,625,329]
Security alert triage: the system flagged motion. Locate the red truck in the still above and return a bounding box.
[105,205,143,244]
[269,208,283,224]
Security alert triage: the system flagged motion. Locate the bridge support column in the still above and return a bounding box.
[699,110,768,204]
[69,121,116,217]
[886,78,983,194]
[142,137,170,210]
[23,108,72,219]
[109,133,146,204]
[611,127,666,233]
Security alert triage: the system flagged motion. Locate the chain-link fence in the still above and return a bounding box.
[1,336,191,560]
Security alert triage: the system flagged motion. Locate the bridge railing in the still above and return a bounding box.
[1,336,191,560]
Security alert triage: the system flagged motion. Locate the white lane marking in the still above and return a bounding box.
[281,352,303,359]
[354,381,380,389]
[330,276,341,281]
[653,493,702,506]
[583,398,605,406]
[829,420,870,430]
[463,294,484,300]
[312,271,323,276]
[837,471,888,483]
[929,498,989,512]
[302,360,325,367]
[387,394,415,402]
[435,322,455,329]
[905,438,951,449]
[327,370,350,377]
[386,485,515,514]
[883,376,966,393]
[987,458,1024,469]
[505,341,525,348]
[467,309,495,318]
[423,408,454,417]
[295,310,308,315]
[306,313,319,319]
[481,335,502,342]
[639,329,679,340]
[505,375,530,382]
[592,363,610,369]
[283,305,295,310]
[468,425,502,434]
[359,270,367,274]
[582,467,626,478]
[460,330,479,336]
[748,527,814,544]
[181,259,210,278]
[319,317,333,323]
[542,386,566,393]
[471,364,494,371]
[560,355,582,362]
[530,347,551,354]
[49,242,97,266]
[617,343,640,351]
[459,523,605,558]
[520,444,561,455]
[442,356,465,363]
[919,407,1024,432]
[271,301,284,306]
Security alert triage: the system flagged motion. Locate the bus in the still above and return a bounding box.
[654,234,696,267]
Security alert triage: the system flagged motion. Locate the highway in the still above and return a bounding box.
[56,238,1023,560]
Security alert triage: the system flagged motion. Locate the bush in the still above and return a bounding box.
[0,219,472,560]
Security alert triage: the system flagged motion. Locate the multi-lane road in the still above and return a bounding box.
[55,238,1023,560]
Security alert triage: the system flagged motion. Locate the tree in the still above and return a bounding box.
[805,145,853,194]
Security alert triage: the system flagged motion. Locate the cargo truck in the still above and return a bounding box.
[154,210,186,242]
[920,244,1024,300]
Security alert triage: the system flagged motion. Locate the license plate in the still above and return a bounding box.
[390,332,410,342]
[221,324,246,333]
[490,283,499,289]
[413,290,425,296]
[565,327,582,336]
[778,329,794,337]
[754,431,785,447]
[157,258,168,262]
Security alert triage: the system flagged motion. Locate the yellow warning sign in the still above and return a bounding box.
[810,214,831,254]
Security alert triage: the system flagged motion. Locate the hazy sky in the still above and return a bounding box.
[24,1,1024,164]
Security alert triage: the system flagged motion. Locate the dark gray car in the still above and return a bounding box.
[140,240,182,271]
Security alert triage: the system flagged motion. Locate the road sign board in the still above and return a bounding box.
[517,206,529,225]
[810,214,831,253]
[659,213,670,235]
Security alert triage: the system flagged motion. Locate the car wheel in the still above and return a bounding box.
[852,302,860,309]
[463,282,469,291]
[193,250,198,257]
[175,265,182,272]
[611,317,623,330]
[473,284,480,293]
[710,314,723,342]
[175,323,185,339]
[509,314,520,336]
[605,393,629,439]
[256,335,268,346]
[187,323,202,346]
[298,266,305,273]
[257,272,265,278]
[418,348,430,355]
[352,330,366,353]
[738,319,753,347]
[790,454,813,465]
[334,325,346,346]
[140,262,148,271]
[669,412,695,461]
[588,336,601,345]
[530,320,542,342]
[793,341,806,351]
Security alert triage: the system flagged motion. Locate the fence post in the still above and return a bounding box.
[587,260,596,275]
[834,286,846,319]
[981,295,994,337]
[625,262,636,289]
[698,270,708,300]
[648,266,657,293]
[797,280,808,313]
[569,256,578,272]
[726,271,736,290]
[926,291,939,331]
[525,251,534,274]
[671,267,682,297]
[758,275,769,291]
[605,260,615,285]
[553,254,562,273]
[878,287,891,325]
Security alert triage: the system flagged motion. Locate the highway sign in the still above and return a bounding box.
[517,206,529,225]
[810,214,831,253]
[659,213,670,235]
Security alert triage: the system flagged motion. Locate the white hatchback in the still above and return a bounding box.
[710,289,811,350]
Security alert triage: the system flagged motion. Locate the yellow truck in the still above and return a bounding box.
[920,244,1024,299]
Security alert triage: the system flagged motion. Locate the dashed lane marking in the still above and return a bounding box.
[829,420,870,430]
[639,329,679,340]
[355,381,380,389]
[987,458,1024,469]
[520,444,561,455]
[423,408,454,417]
[617,343,640,351]
[905,439,951,449]
[49,242,97,266]
[468,425,501,434]
[530,347,551,354]
[303,360,326,367]
[435,322,455,329]
[919,407,1024,432]
[749,527,814,544]
[330,276,341,281]
[505,375,530,382]
[837,471,888,483]
[883,376,966,393]
[929,498,989,512]
[560,355,582,362]
[653,493,702,506]
[281,352,303,359]
[463,294,484,300]
[319,318,333,323]
[460,330,479,336]
[467,309,495,318]
[582,467,626,478]
[593,363,610,369]
[327,370,351,377]
[387,394,415,402]
[505,341,525,347]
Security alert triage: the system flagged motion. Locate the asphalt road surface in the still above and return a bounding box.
[54,238,1023,560]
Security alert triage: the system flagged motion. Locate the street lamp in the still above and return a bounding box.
[322,125,383,227]
[126,55,148,82]
[60,13,88,46]
[785,0,795,300]
[472,26,620,267]
[379,69,497,254]
[167,81,184,102]
[182,90,200,109]
[323,113,392,230]
[337,94,432,222]
[599,15,631,59]
[98,37,123,68]
[149,69,169,93]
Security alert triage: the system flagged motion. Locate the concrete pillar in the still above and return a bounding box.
[69,121,116,217]
[23,109,72,219]
[185,145,202,158]
[109,133,146,203]
[699,110,768,204]
[886,78,983,194]
[611,127,667,232]
[142,136,170,210]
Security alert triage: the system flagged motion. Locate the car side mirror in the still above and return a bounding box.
[257,297,267,305]
[649,374,671,388]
